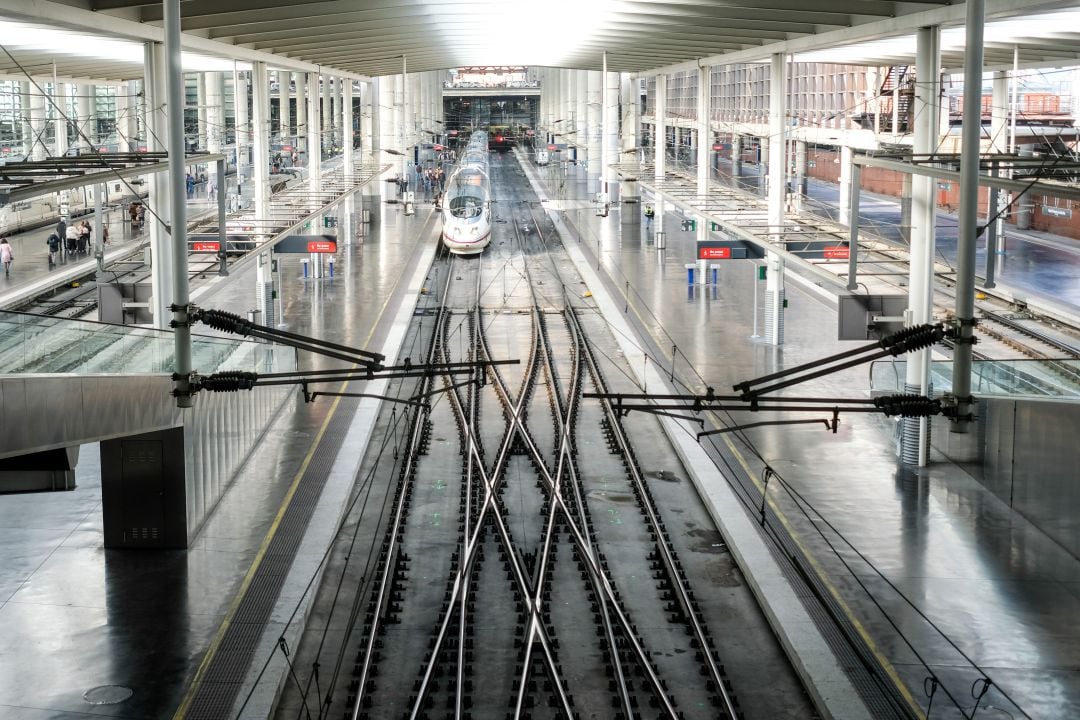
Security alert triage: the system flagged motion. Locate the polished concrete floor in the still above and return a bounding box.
[0,195,433,719]
[542,160,1080,719]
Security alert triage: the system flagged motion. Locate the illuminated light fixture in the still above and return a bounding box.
[0,20,250,73]
[469,0,617,66]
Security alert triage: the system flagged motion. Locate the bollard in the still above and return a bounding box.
[301,258,309,278]
[710,264,719,285]
[328,258,334,277]
[656,231,666,249]
[685,263,696,284]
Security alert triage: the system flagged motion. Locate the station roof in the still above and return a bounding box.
[0,0,1078,81]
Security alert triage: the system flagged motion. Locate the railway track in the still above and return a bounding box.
[280,153,820,720]
[341,165,747,720]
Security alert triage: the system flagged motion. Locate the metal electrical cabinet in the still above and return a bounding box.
[101,427,188,549]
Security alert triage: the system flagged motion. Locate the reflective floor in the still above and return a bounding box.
[541,160,1080,719]
[0,194,432,719]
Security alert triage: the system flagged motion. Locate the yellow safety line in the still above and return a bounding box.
[175,214,441,719]
[708,413,925,719]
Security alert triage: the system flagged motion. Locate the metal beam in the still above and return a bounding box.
[853,154,1080,202]
[0,153,227,206]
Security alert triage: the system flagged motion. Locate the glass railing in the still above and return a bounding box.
[870,358,1080,398]
[0,310,295,375]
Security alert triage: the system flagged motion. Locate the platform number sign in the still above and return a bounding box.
[323,216,338,228]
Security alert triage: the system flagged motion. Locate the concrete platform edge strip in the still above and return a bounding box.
[516,154,872,720]
[229,222,442,719]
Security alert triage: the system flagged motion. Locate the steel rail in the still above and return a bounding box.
[568,301,739,718]
[408,248,574,720]
[348,254,455,720]
[499,204,636,719]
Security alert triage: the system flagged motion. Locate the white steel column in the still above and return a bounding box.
[252,61,274,326]
[278,70,290,140]
[343,78,354,176]
[601,54,619,198]
[206,72,224,198]
[380,75,398,195]
[234,68,249,185]
[307,72,321,189]
[146,41,172,328]
[77,84,94,151]
[838,144,854,225]
[620,73,639,155]
[764,53,787,346]
[988,69,1009,268]
[295,72,306,157]
[113,82,129,153]
[54,82,70,156]
[902,25,942,465]
[794,140,807,204]
[395,72,406,178]
[321,75,331,140]
[28,82,46,161]
[695,64,710,282]
[337,76,345,154]
[586,70,602,191]
[654,73,666,246]
[196,73,208,150]
[576,70,587,171]
[952,0,986,435]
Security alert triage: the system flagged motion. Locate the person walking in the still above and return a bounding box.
[0,238,13,277]
[46,232,60,266]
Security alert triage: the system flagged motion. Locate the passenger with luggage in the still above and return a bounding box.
[46,232,61,266]
[65,224,78,256]
[77,221,91,255]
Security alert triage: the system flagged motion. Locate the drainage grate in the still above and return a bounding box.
[184,395,360,719]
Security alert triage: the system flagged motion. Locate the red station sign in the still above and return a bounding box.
[191,240,221,252]
[699,247,731,260]
[547,144,557,151]
[307,240,337,253]
[823,246,850,259]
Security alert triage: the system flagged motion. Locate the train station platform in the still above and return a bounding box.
[523,153,1080,719]
[2,148,1078,720]
[0,192,437,719]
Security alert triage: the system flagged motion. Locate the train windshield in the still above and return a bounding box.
[445,169,487,219]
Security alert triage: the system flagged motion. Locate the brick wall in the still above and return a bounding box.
[804,148,1080,241]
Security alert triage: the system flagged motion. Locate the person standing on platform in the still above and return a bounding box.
[55,218,67,246]
[65,224,78,256]
[186,172,195,199]
[0,238,13,277]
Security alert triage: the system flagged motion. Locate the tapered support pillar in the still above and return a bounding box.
[586,70,602,191]
[695,65,711,282]
[838,145,854,225]
[902,25,942,466]
[278,70,290,140]
[343,77,355,176]
[764,53,787,346]
[307,72,321,191]
[952,0,986,436]
[145,41,172,329]
[252,61,274,327]
[653,73,667,247]
[196,73,208,150]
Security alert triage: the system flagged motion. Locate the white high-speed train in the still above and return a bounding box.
[441,131,491,255]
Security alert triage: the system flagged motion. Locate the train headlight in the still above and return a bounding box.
[470,227,478,237]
